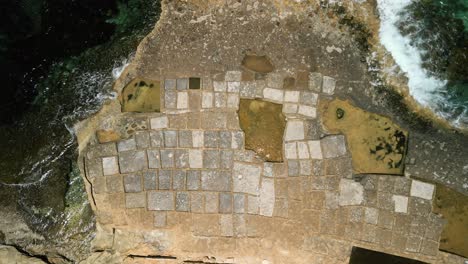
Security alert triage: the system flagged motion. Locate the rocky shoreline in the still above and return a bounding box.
[1,0,466,263]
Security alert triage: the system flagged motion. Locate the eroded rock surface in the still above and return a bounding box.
[72,0,468,263]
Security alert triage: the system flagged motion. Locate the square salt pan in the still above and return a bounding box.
[410,180,435,200]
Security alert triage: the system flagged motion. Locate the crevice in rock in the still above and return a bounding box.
[126,254,177,259]
[82,156,97,208]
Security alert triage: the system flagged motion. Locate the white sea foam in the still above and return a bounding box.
[376,0,467,128]
[112,57,130,80]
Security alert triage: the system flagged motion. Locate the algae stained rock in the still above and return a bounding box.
[320,99,408,175]
[121,79,161,112]
[241,54,275,73]
[239,99,286,162]
[433,183,468,258]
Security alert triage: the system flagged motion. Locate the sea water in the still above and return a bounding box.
[377,0,468,128]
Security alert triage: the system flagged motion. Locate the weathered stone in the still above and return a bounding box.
[259,178,275,216]
[300,91,319,106]
[285,120,305,141]
[106,175,123,193]
[164,79,176,90]
[169,114,187,129]
[158,170,171,190]
[309,72,322,92]
[247,195,259,214]
[392,195,408,213]
[227,93,240,108]
[189,149,203,168]
[172,170,186,190]
[160,149,175,168]
[408,197,432,216]
[147,149,161,169]
[219,193,233,213]
[144,171,157,190]
[233,193,245,213]
[176,78,188,90]
[227,81,241,92]
[150,131,164,147]
[125,193,146,208]
[233,162,261,195]
[283,103,298,114]
[154,211,167,228]
[204,192,218,213]
[220,150,234,169]
[214,92,227,108]
[220,214,233,237]
[322,76,336,95]
[321,135,347,158]
[186,170,200,190]
[406,235,422,252]
[119,150,147,173]
[174,149,189,168]
[201,170,231,192]
[288,160,300,176]
[148,191,174,211]
[284,91,300,103]
[164,91,177,108]
[234,214,247,237]
[263,162,274,177]
[231,131,244,149]
[263,88,284,102]
[117,138,136,152]
[177,92,189,109]
[86,157,103,179]
[203,150,220,168]
[93,177,106,194]
[306,140,321,160]
[266,73,284,89]
[213,81,227,92]
[178,130,192,148]
[338,179,364,206]
[364,207,378,225]
[201,112,227,129]
[190,130,203,148]
[124,174,142,193]
[204,131,219,148]
[163,130,177,147]
[202,92,213,108]
[190,193,204,213]
[297,142,310,159]
[240,82,257,98]
[300,160,312,176]
[284,142,298,160]
[102,156,119,175]
[225,71,242,81]
[189,90,201,111]
[135,131,150,149]
[150,116,169,129]
[176,192,189,212]
[87,142,117,159]
[410,180,435,200]
[298,105,317,118]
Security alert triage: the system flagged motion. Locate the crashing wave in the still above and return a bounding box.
[376,0,468,128]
